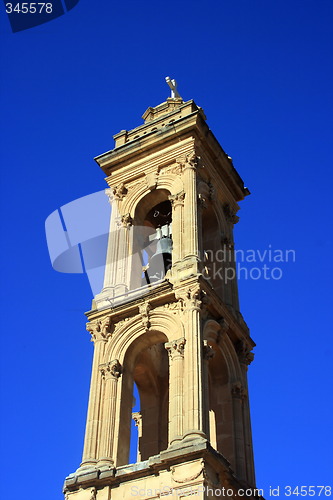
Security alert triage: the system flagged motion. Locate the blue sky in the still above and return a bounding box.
[1,1,332,499]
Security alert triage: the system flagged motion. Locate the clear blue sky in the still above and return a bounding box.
[1,1,332,499]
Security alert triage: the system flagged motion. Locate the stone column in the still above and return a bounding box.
[179,286,207,441]
[81,318,110,468]
[168,191,185,264]
[203,340,215,443]
[237,343,256,486]
[231,382,247,481]
[132,411,142,462]
[97,359,122,468]
[165,337,186,446]
[102,187,132,298]
[183,153,199,260]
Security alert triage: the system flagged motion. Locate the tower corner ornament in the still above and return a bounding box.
[63,91,260,499]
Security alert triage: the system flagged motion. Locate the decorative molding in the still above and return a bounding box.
[86,317,112,342]
[162,301,183,313]
[99,359,122,380]
[165,337,186,359]
[89,487,97,500]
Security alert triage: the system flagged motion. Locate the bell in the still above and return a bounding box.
[146,236,173,284]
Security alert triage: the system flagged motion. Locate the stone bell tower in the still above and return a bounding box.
[64,83,260,500]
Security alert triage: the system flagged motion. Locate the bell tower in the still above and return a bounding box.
[64,85,260,500]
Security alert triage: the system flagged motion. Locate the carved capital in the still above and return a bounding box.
[105,188,114,205]
[99,359,122,380]
[176,285,202,311]
[116,213,133,228]
[139,301,152,331]
[132,411,142,427]
[86,317,112,342]
[223,203,239,224]
[111,182,128,201]
[169,190,185,207]
[232,381,247,400]
[165,337,186,359]
[186,150,199,168]
[236,340,254,366]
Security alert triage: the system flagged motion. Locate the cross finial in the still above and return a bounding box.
[165,76,181,99]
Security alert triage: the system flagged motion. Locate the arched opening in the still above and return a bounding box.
[208,346,236,469]
[201,203,233,304]
[116,330,169,466]
[133,341,169,459]
[131,190,173,289]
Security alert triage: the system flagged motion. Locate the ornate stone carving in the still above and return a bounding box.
[89,487,97,500]
[165,337,186,359]
[169,191,185,207]
[86,316,112,342]
[116,213,133,228]
[223,203,239,224]
[163,301,183,313]
[139,302,152,331]
[187,150,198,167]
[111,182,128,200]
[176,285,202,310]
[236,339,254,366]
[145,171,158,190]
[232,381,247,400]
[99,359,122,380]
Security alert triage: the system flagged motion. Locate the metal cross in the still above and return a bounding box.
[165,76,181,99]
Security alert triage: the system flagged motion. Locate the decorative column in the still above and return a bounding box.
[231,381,247,481]
[168,191,185,264]
[178,286,207,441]
[132,411,142,462]
[165,337,186,446]
[237,341,256,486]
[102,186,132,298]
[183,152,199,261]
[223,203,240,311]
[203,340,215,443]
[97,359,122,468]
[81,318,110,468]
